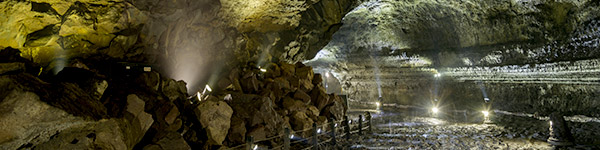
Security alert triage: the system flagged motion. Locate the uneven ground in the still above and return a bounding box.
[344,108,599,150]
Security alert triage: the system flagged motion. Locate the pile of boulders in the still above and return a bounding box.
[0,47,346,149]
[0,48,191,150]
[185,61,347,148]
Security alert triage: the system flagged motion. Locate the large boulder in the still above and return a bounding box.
[123,94,154,146]
[322,95,345,120]
[0,75,139,150]
[293,90,311,104]
[310,85,331,111]
[289,111,313,137]
[193,97,233,145]
[226,117,246,145]
[295,66,314,81]
[161,79,188,102]
[279,62,296,77]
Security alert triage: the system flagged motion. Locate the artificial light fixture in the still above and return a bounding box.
[432,107,439,114]
[317,128,322,134]
[434,73,441,78]
[196,92,202,102]
[482,111,489,117]
[204,84,212,92]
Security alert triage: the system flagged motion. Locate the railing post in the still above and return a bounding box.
[312,123,318,150]
[330,118,336,146]
[367,112,372,133]
[284,127,290,150]
[246,136,254,150]
[359,115,363,136]
[344,116,350,140]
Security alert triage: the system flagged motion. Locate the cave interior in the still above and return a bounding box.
[1,0,599,149]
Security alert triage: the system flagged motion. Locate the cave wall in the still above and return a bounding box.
[0,0,359,93]
[307,0,600,115]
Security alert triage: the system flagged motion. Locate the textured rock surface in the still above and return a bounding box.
[193,97,233,145]
[0,0,358,93]
[305,0,600,144]
[307,0,600,111]
[0,0,147,66]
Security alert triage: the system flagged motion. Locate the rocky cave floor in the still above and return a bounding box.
[339,109,599,150]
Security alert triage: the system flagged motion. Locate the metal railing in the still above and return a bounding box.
[227,112,373,150]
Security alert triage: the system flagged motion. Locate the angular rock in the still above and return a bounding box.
[33,119,130,150]
[241,75,261,93]
[0,78,136,149]
[290,111,314,137]
[161,79,188,102]
[228,68,244,92]
[296,66,314,81]
[226,117,246,145]
[265,63,281,78]
[164,105,180,125]
[136,72,161,91]
[274,77,292,92]
[282,97,306,113]
[124,94,155,145]
[126,95,153,127]
[247,125,267,141]
[310,85,331,111]
[307,106,320,121]
[279,62,296,77]
[193,98,233,145]
[293,90,311,104]
[322,96,345,120]
[299,79,314,92]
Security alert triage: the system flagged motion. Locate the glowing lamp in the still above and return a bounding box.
[434,73,441,78]
[205,85,212,92]
[431,107,439,114]
[196,92,202,102]
[482,111,489,117]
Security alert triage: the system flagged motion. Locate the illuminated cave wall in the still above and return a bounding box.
[0,0,359,93]
[306,0,600,116]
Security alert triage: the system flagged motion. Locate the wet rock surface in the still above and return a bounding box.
[346,109,600,150]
